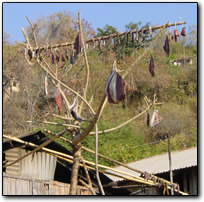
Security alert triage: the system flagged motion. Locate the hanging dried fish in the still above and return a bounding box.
[150,109,163,128]
[54,87,62,114]
[98,40,101,50]
[51,51,55,64]
[44,74,48,96]
[74,32,82,57]
[149,26,152,38]
[85,42,89,50]
[130,31,134,43]
[168,32,174,41]
[141,28,146,41]
[147,112,150,127]
[136,29,139,43]
[125,32,128,45]
[65,49,69,60]
[92,39,96,48]
[55,49,60,63]
[181,27,186,37]
[174,29,180,42]
[105,67,126,104]
[103,38,106,46]
[163,35,170,57]
[149,55,155,77]
[28,49,33,61]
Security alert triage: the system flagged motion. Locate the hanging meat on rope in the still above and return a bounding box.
[65,49,69,60]
[54,87,62,114]
[149,26,152,38]
[51,51,55,64]
[163,35,170,57]
[92,39,96,48]
[168,32,174,41]
[174,29,180,42]
[150,109,163,128]
[55,48,60,63]
[74,32,82,57]
[44,74,48,96]
[28,49,33,61]
[149,55,155,77]
[125,32,128,46]
[98,39,101,50]
[147,111,150,127]
[105,64,126,104]
[46,49,51,58]
[141,28,146,42]
[181,27,186,37]
[136,29,139,44]
[130,30,134,43]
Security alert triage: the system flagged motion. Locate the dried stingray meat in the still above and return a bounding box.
[105,68,126,104]
[150,109,163,128]
[136,29,139,43]
[174,29,180,42]
[55,49,60,63]
[44,74,48,96]
[51,51,55,64]
[54,87,62,114]
[28,49,33,61]
[163,35,170,57]
[149,55,155,77]
[168,32,174,41]
[74,32,82,57]
[65,49,69,60]
[181,27,186,37]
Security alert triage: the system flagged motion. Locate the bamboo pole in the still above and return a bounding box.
[48,133,182,193]
[31,21,186,52]
[3,134,188,195]
[81,158,96,195]
[27,120,82,130]
[95,123,105,195]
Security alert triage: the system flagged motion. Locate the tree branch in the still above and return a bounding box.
[78,11,90,116]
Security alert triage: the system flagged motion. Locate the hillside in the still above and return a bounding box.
[3,12,197,168]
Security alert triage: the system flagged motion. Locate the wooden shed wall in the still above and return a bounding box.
[3,174,92,195]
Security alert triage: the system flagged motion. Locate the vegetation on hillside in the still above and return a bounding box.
[3,12,197,167]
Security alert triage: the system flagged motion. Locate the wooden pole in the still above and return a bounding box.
[31,21,186,52]
[95,124,105,195]
[168,135,174,195]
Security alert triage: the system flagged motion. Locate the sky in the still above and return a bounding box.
[3,2,197,43]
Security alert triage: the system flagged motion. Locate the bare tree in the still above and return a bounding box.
[18,13,187,195]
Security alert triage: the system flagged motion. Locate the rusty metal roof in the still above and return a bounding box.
[106,147,197,181]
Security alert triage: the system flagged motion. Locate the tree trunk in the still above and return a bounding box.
[69,142,81,195]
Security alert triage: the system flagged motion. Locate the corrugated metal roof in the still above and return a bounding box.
[106,147,197,181]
